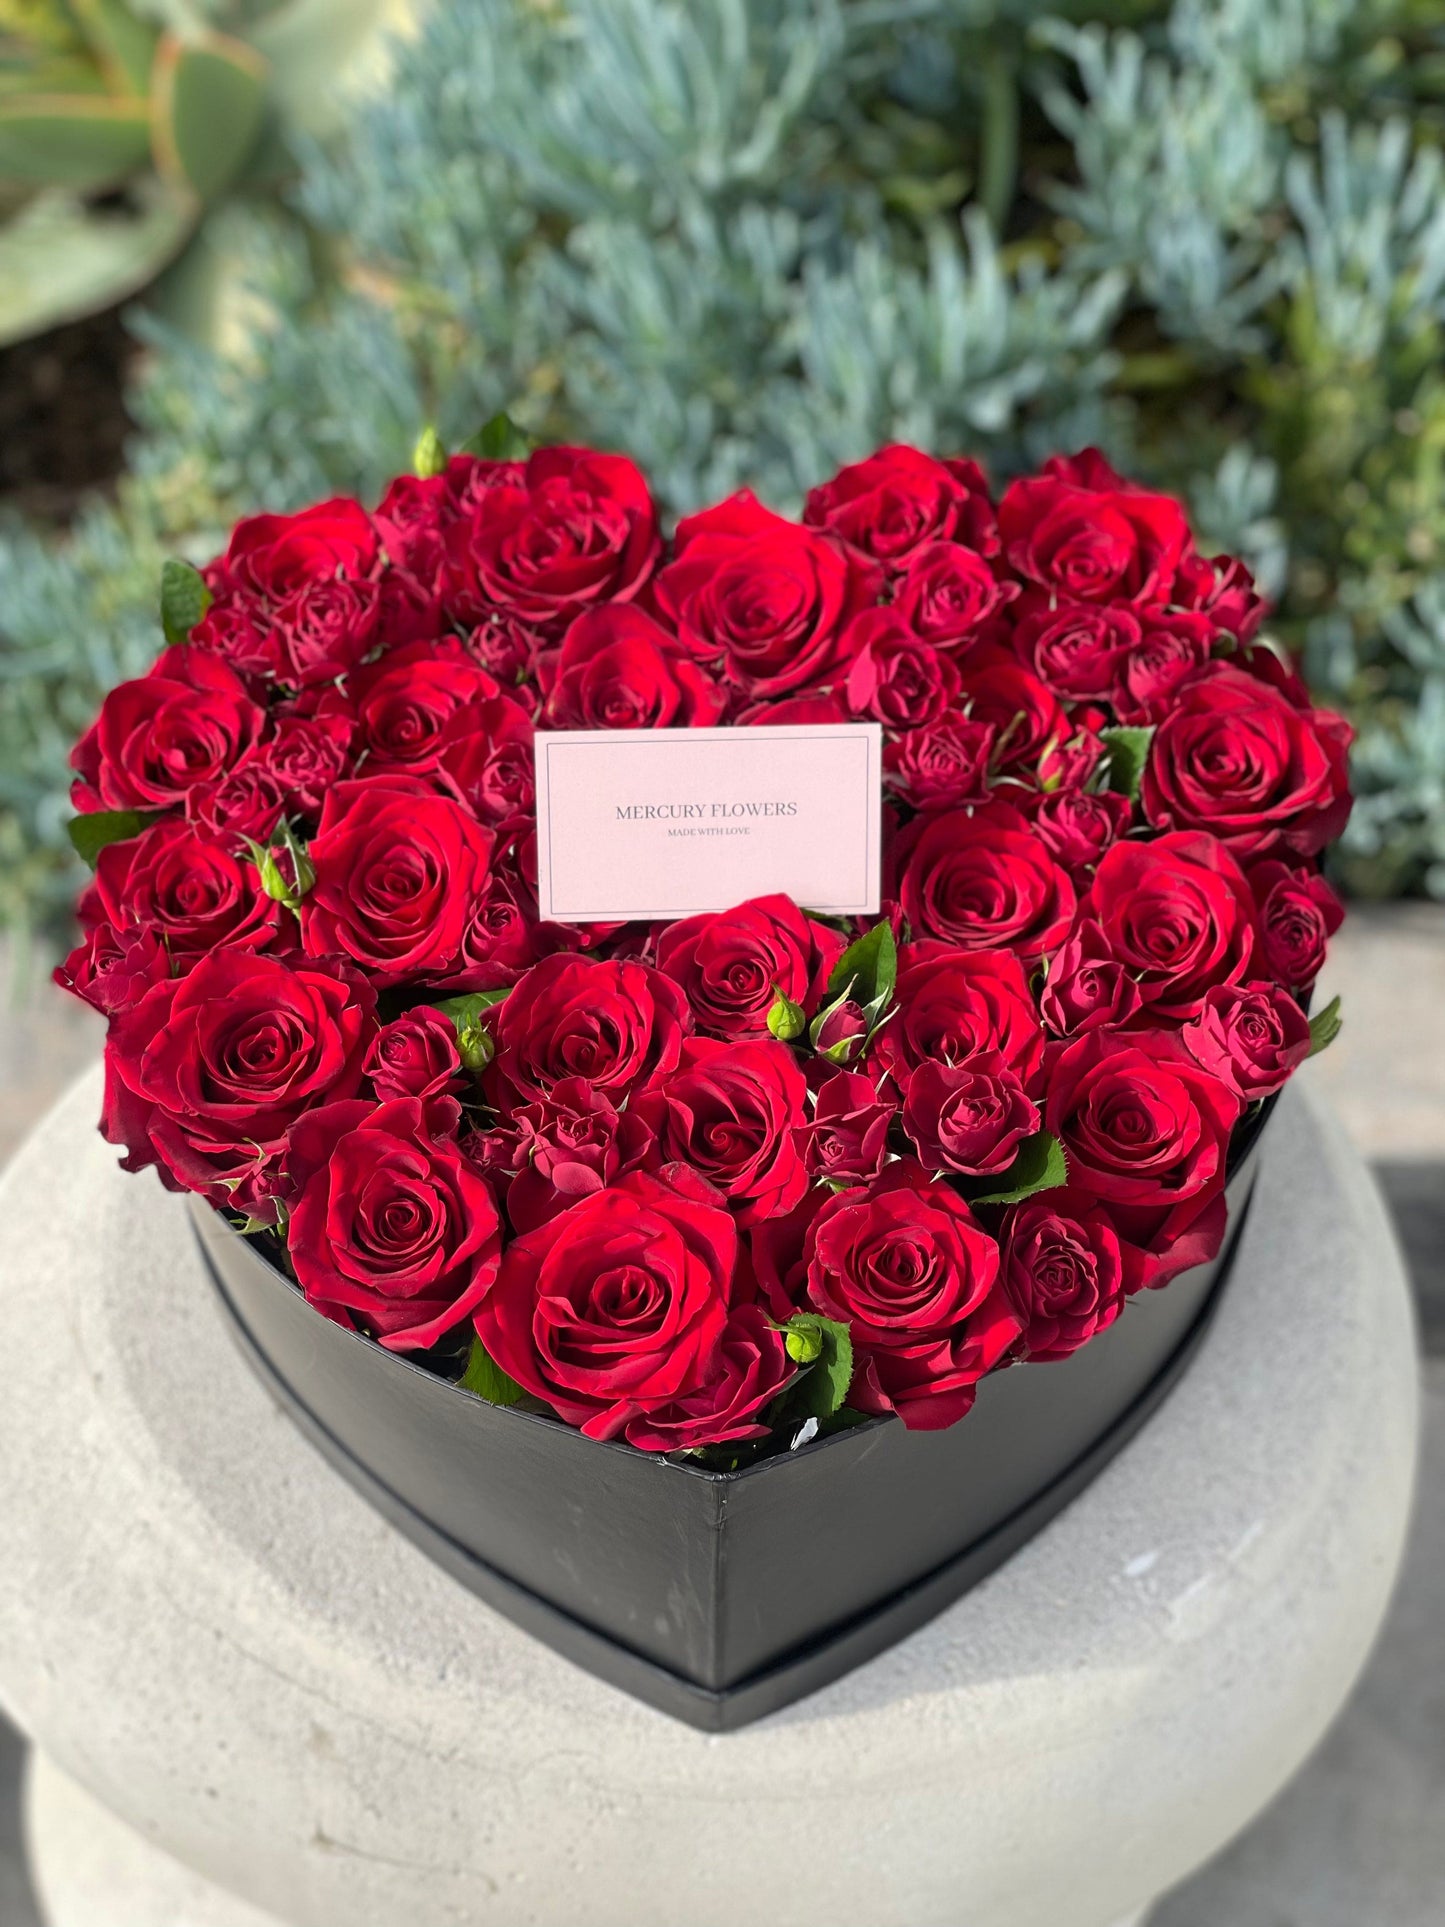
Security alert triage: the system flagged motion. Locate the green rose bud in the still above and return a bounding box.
[412,424,447,479]
[767,985,807,1042]
[785,1324,824,1365]
[457,1019,494,1074]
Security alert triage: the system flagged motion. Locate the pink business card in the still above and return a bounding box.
[533,724,882,924]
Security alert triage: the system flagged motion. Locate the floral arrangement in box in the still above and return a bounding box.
[55,436,1352,1459]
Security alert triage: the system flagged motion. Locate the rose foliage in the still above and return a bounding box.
[56,440,1351,1457]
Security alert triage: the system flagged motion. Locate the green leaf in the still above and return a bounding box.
[460,1336,526,1407]
[1307,994,1343,1058]
[68,0,159,96]
[67,807,153,866]
[159,557,212,644]
[766,983,806,1042]
[826,919,897,1014]
[0,180,196,348]
[412,423,446,478]
[780,1313,853,1420]
[1099,725,1154,801]
[434,989,511,1023]
[969,1130,1068,1206]
[151,32,268,203]
[0,94,152,190]
[463,411,533,461]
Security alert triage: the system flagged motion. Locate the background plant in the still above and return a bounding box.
[2,0,1444,941]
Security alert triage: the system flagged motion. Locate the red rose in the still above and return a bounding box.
[632,1036,809,1224]
[436,693,536,824]
[803,444,998,573]
[54,922,169,1018]
[185,759,292,848]
[750,1187,830,1320]
[348,641,501,773]
[462,610,543,689]
[737,688,850,726]
[539,604,725,728]
[1247,859,1344,988]
[842,609,962,727]
[444,445,660,636]
[1044,1028,1241,1205]
[427,842,541,992]
[188,594,273,679]
[70,646,264,814]
[1027,788,1132,878]
[286,1096,500,1349]
[372,470,451,581]
[900,1061,1041,1176]
[794,1070,896,1184]
[805,1163,1020,1429]
[897,804,1076,960]
[883,718,995,811]
[1083,830,1257,1020]
[872,940,1045,1090]
[1109,610,1214,724]
[217,496,379,600]
[1012,596,1139,701]
[91,818,284,963]
[1000,1191,1126,1361]
[953,649,1068,778]
[892,541,1016,648]
[653,491,879,696]
[301,775,496,984]
[1172,550,1266,642]
[249,710,354,818]
[476,1076,651,1234]
[487,951,691,1106]
[1141,662,1353,858]
[473,1167,736,1439]
[620,1304,798,1453]
[364,1007,466,1101]
[654,893,843,1042]
[1181,980,1311,1101]
[269,578,381,687]
[101,949,374,1212]
[998,459,1193,605]
[1038,919,1143,1037]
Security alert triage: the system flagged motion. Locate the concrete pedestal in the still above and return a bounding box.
[0,1067,1419,1927]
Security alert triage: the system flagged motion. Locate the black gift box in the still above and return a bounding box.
[193,1105,1271,1730]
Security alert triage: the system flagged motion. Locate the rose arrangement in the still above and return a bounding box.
[56,435,1351,1457]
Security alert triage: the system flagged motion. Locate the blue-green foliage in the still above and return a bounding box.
[2,0,1444,933]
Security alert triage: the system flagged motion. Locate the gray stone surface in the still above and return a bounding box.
[0,1068,1417,1927]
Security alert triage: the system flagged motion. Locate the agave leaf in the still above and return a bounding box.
[67,0,156,95]
[151,31,267,202]
[0,177,194,344]
[0,91,150,188]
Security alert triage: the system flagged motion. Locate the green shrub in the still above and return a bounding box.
[4,0,1445,938]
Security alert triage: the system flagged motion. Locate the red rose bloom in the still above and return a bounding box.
[805,1163,1020,1429]
[654,893,843,1042]
[436,693,536,824]
[1000,1191,1126,1361]
[897,804,1076,960]
[445,445,660,635]
[269,577,381,687]
[1173,550,1266,642]
[998,458,1193,605]
[1181,981,1311,1102]
[101,949,374,1211]
[478,1076,651,1234]
[952,649,1068,778]
[1039,919,1144,1037]
[1028,788,1132,878]
[633,1036,809,1224]
[1083,830,1257,1020]
[883,717,995,811]
[70,646,264,814]
[873,941,1045,1090]
[248,710,354,818]
[794,1070,896,1184]
[364,1007,466,1102]
[218,496,378,600]
[653,491,879,696]
[1012,596,1139,702]
[487,952,691,1106]
[892,541,1016,649]
[1109,610,1214,725]
[803,445,998,573]
[91,817,284,963]
[1044,1028,1241,1206]
[349,641,501,773]
[1142,662,1353,857]
[843,609,962,727]
[900,1061,1041,1175]
[473,1167,736,1439]
[620,1304,797,1453]
[188,594,273,679]
[286,1095,501,1349]
[301,775,496,984]
[539,604,725,729]
[1247,860,1344,988]
[54,922,169,1018]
